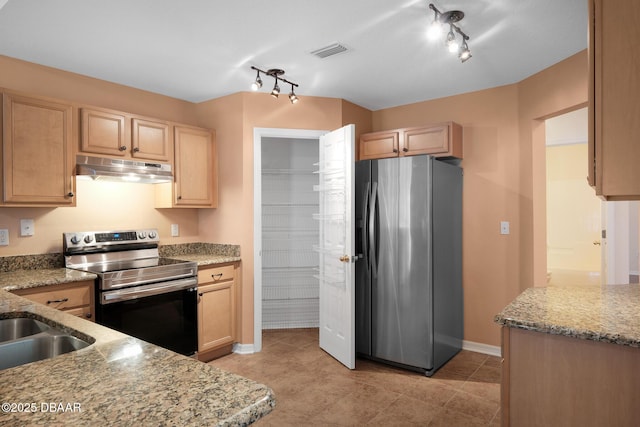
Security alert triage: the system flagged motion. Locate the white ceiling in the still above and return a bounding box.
[0,0,588,111]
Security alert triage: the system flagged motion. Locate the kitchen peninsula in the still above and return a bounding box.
[495,284,640,426]
[0,290,274,425]
[0,244,273,426]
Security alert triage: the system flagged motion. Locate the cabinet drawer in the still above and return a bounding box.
[197,264,235,284]
[14,282,92,310]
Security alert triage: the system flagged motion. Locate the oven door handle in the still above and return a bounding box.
[101,277,198,304]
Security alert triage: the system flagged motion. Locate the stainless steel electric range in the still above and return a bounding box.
[63,229,198,356]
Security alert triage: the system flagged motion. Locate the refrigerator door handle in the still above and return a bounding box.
[369,181,378,278]
[361,181,370,269]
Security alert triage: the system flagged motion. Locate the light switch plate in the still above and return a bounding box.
[0,229,8,245]
[20,219,35,236]
[500,221,510,235]
[171,224,179,237]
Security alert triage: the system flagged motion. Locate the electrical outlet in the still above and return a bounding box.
[500,221,510,235]
[0,229,9,246]
[20,219,34,236]
[171,224,179,237]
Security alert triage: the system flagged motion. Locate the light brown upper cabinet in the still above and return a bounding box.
[1,92,75,206]
[80,107,171,162]
[588,0,640,200]
[156,125,218,208]
[359,122,462,161]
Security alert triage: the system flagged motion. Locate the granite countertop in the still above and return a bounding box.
[0,242,241,292]
[494,284,640,347]
[0,290,274,426]
[0,268,97,292]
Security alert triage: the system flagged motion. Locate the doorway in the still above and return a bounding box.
[253,128,325,352]
[545,108,601,285]
[545,108,640,285]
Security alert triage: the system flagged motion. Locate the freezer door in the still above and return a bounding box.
[355,160,372,356]
[372,155,433,371]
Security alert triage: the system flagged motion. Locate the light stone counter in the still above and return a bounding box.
[494,284,640,347]
[0,268,97,292]
[0,290,275,426]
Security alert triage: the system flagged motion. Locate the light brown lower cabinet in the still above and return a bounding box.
[12,280,95,321]
[501,327,640,426]
[197,263,238,361]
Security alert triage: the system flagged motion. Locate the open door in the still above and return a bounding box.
[315,124,355,369]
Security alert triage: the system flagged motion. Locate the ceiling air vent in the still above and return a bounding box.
[310,43,348,59]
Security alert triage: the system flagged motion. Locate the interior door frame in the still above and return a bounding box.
[253,127,327,352]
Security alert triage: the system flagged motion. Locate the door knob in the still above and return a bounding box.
[593,241,601,246]
[339,255,350,262]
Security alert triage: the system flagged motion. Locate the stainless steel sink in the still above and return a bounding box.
[0,318,50,342]
[0,317,92,371]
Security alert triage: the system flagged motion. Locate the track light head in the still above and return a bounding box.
[446,25,458,53]
[271,79,280,98]
[289,84,299,104]
[459,39,471,62]
[251,71,263,91]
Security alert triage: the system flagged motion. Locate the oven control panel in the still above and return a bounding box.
[63,228,160,252]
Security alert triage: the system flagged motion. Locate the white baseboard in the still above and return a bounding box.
[462,340,501,358]
[232,343,256,355]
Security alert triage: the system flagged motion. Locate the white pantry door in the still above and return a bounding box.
[316,124,355,369]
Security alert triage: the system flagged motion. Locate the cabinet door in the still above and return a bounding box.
[2,93,75,205]
[401,123,462,158]
[198,281,235,351]
[80,108,128,157]
[132,118,171,162]
[359,131,399,160]
[173,126,217,207]
[590,0,640,199]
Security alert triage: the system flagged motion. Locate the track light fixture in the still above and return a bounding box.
[250,66,300,103]
[428,3,472,63]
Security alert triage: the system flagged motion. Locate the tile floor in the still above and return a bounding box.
[208,328,502,426]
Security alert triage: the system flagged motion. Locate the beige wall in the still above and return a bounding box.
[0,51,590,348]
[0,180,199,255]
[374,85,521,347]
[0,55,202,256]
[195,92,371,344]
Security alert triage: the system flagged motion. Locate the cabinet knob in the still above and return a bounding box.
[393,148,398,153]
[85,313,92,319]
[133,147,140,152]
[177,196,182,200]
[119,145,127,151]
[67,192,74,197]
[403,147,409,152]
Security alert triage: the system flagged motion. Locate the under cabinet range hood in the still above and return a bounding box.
[76,155,173,184]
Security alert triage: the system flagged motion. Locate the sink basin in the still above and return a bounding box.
[0,316,92,371]
[0,334,90,370]
[0,318,50,342]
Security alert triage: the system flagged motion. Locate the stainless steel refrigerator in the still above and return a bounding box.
[355,155,462,376]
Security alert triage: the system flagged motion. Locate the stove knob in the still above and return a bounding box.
[84,235,94,244]
[138,232,147,239]
[70,235,81,245]
[148,231,157,239]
